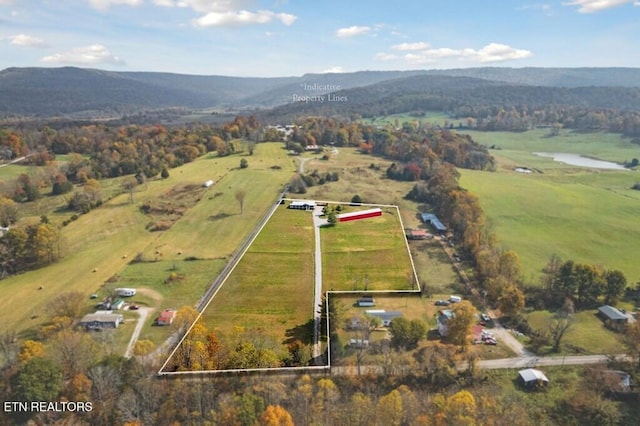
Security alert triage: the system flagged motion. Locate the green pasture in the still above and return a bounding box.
[524,309,624,355]
[198,206,315,345]
[463,128,640,165]
[460,161,640,282]
[0,142,296,344]
[321,208,416,291]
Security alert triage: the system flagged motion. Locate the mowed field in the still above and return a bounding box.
[303,148,461,290]
[198,206,315,344]
[0,142,295,342]
[321,206,417,291]
[458,129,640,281]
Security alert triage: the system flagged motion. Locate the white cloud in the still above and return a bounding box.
[154,0,256,13]
[9,34,49,48]
[374,52,397,61]
[41,44,125,66]
[397,42,532,65]
[194,10,296,27]
[87,0,142,10]
[0,0,14,4]
[391,42,431,51]
[321,66,345,73]
[563,0,636,13]
[335,25,371,38]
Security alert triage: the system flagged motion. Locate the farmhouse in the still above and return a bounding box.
[338,208,382,222]
[80,312,124,330]
[365,309,402,326]
[437,309,454,337]
[518,368,550,389]
[420,213,447,234]
[598,305,629,326]
[288,200,316,210]
[157,309,177,326]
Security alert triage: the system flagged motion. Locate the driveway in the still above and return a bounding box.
[124,306,154,358]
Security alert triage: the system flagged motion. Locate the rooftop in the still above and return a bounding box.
[598,305,628,321]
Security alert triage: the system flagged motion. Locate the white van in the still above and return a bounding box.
[449,295,462,303]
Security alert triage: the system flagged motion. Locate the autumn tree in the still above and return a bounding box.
[17,340,46,363]
[376,389,404,426]
[389,317,427,350]
[235,189,246,214]
[47,291,85,319]
[0,197,19,226]
[497,285,525,318]
[259,405,294,426]
[121,176,138,203]
[446,301,477,347]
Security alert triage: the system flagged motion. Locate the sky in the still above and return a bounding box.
[1,0,639,77]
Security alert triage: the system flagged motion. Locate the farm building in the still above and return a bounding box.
[420,213,447,234]
[111,299,125,310]
[406,229,429,240]
[338,208,382,222]
[288,201,316,210]
[365,309,402,326]
[598,305,629,326]
[157,309,177,326]
[80,312,124,330]
[438,309,455,337]
[518,368,550,389]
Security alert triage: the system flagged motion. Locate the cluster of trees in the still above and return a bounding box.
[0,221,62,275]
[406,163,525,317]
[168,307,309,371]
[539,256,628,310]
[288,170,340,194]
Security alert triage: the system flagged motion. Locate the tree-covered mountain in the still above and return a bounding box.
[1,66,640,119]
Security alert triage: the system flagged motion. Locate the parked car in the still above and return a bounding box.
[484,338,497,345]
[481,313,491,323]
[129,304,139,310]
[435,300,451,306]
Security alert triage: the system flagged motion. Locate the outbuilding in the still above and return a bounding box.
[598,305,628,325]
[288,201,316,210]
[518,368,549,389]
[421,213,447,234]
[338,208,382,222]
[157,309,177,326]
[365,309,402,326]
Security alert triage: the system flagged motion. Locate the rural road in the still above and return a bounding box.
[330,353,630,376]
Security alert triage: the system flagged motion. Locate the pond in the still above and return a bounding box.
[533,152,629,170]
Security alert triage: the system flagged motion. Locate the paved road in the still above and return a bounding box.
[331,354,630,376]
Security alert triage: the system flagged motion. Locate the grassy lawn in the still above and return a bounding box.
[361,111,454,128]
[0,143,296,348]
[409,239,463,293]
[525,309,625,355]
[321,206,416,291]
[198,206,315,346]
